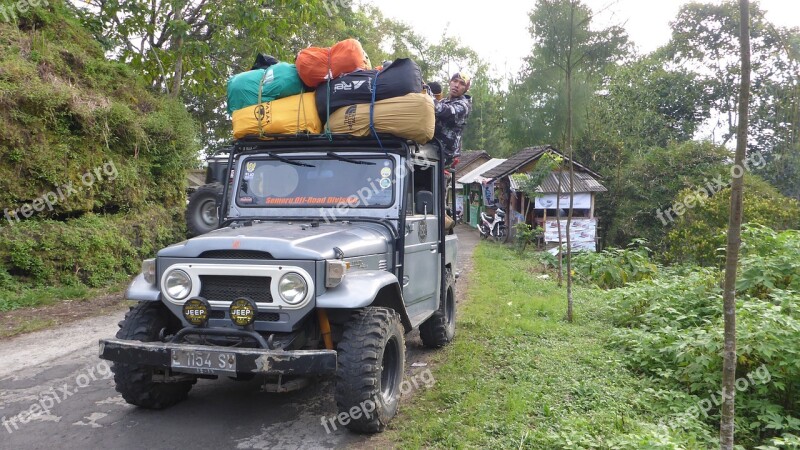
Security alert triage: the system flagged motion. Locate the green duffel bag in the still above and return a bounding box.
[227,62,303,115]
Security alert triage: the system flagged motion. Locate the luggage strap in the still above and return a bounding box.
[295,88,312,137]
[322,48,334,141]
[369,70,384,150]
[257,68,269,139]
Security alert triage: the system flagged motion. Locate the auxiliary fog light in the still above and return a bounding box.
[229,297,257,327]
[182,298,211,327]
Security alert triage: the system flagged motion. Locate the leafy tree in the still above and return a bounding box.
[524,0,629,321]
[666,1,800,199]
[507,0,629,152]
[722,3,751,444]
[588,55,711,152]
[513,153,564,277]
[577,56,712,249]
[608,140,729,247]
[74,0,330,98]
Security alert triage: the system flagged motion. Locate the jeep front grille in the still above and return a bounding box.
[256,312,280,322]
[199,275,273,303]
[199,250,273,259]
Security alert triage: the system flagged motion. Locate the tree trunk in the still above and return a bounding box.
[556,172,563,287]
[170,34,184,98]
[565,80,574,323]
[565,5,575,324]
[169,4,185,99]
[720,1,750,448]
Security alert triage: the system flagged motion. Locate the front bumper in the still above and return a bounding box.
[99,338,337,376]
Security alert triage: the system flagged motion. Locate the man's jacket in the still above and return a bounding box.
[434,94,472,164]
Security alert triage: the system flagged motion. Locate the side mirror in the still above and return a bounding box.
[415,190,435,215]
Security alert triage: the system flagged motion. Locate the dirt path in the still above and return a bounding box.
[0,225,480,449]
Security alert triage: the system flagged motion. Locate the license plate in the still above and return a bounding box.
[171,349,237,374]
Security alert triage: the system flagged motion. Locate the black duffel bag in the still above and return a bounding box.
[316,58,422,121]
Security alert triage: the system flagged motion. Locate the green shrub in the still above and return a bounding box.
[603,227,800,447]
[0,207,184,311]
[664,175,800,266]
[572,239,659,289]
[513,222,543,255]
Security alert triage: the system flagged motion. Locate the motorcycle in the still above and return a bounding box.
[446,207,464,225]
[479,205,506,240]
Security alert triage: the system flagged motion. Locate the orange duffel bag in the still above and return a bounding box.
[232,92,321,139]
[295,38,371,88]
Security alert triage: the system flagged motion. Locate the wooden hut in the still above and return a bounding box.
[481,146,606,250]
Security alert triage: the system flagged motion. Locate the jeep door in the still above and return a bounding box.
[402,163,440,319]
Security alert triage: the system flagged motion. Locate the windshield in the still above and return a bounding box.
[236,155,395,208]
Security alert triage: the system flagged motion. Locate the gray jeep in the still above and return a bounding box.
[99,136,458,433]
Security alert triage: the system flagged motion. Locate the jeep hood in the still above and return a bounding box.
[158,221,392,260]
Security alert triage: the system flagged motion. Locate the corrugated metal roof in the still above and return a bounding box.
[481,147,549,179]
[509,171,606,193]
[482,145,602,180]
[457,158,507,185]
[456,150,490,172]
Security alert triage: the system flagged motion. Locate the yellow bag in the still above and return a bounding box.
[326,93,434,143]
[232,92,321,139]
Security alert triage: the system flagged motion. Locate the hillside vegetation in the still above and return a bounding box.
[0,1,198,308]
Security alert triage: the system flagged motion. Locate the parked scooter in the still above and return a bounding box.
[446,207,464,225]
[479,205,506,240]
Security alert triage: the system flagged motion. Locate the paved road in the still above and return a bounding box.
[0,226,479,450]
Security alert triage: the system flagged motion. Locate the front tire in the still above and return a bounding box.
[335,307,405,433]
[420,269,456,348]
[479,223,490,239]
[111,302,195,409]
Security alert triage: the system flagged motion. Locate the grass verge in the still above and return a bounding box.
[384,243,716,449]
[0,280,131,339]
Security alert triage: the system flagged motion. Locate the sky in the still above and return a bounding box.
[367,0,800,78]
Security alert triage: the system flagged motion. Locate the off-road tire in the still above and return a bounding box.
[112,302,195,409]
[335,307,405,433]
[186,182,221,237]
[419,269,456,348]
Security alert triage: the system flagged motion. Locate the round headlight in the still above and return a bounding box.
[165,269,192,300]
[279,273,307,305]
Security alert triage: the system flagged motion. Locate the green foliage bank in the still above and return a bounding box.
[573,226,800,448]
[0,1,198,308]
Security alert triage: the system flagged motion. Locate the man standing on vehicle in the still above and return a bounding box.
[431,72,472,233]
[433,72,472,169]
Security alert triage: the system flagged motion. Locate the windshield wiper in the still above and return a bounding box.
[326,152,376,165]
[268,152,315,167]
